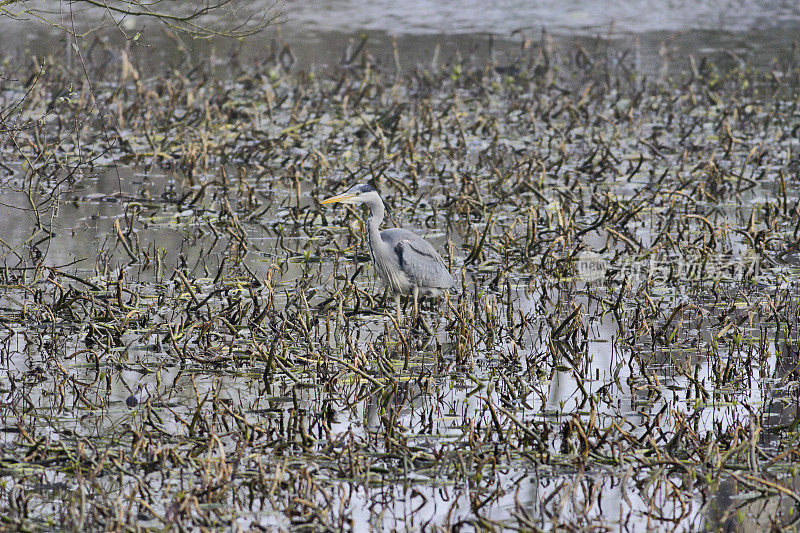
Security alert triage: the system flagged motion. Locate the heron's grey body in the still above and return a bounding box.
[321,184,454,316]
[369,226,453,297]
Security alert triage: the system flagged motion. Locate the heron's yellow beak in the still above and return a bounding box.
[320,193,355,204]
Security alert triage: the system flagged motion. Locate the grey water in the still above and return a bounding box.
[2,0,799,75]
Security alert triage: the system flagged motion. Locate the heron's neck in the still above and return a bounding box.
[366,197,385,226]
[366,198,388,254]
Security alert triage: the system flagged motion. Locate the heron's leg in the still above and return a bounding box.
[395,293,402,325]
[381,287,390,306]
[412,288,433,334]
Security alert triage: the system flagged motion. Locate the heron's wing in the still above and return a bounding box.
[394,237,454,290]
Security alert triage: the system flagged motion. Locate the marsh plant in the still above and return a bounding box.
[0,28,800,531]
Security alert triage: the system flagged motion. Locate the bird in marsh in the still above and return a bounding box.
[320,184,455,323]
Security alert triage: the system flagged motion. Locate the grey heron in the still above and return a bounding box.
[321,184,455,323]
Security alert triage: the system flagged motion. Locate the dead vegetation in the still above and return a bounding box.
[0,34,800,530]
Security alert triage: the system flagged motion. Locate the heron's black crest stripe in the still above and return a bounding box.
[360,184,376,193]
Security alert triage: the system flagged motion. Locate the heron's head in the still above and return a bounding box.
[320,184,378,206]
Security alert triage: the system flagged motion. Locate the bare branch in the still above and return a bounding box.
[1,0,280,40]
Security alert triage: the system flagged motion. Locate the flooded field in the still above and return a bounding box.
[2,22,800,531]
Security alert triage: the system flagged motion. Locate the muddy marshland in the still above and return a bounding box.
[2,1,800,531]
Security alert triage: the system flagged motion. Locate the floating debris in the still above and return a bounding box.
[125,383,150,408]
